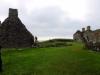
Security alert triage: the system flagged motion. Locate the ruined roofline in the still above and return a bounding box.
[81,26,92,32]
[9,8,18,17]
[74,26,92,34]
[82,28,85,32]
[73,30,81,35]
[86,26,91,31]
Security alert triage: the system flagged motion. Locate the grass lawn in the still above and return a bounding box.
[1,42,100,75]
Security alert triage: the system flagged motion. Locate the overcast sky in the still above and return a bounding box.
[0,0,100,40]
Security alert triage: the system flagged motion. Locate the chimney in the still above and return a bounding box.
[87,26,91,31]
[82,28,85,32]
[9,8,18,17]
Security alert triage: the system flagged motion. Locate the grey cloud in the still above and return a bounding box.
[86,0,100,29]
[29,7,65,27]
[20,6,84,37]
[0,0,100,38]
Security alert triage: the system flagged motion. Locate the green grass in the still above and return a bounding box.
[1,42,100,75]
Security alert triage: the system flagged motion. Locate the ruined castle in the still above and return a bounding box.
[73,26,100,50]
[0,8,35,48]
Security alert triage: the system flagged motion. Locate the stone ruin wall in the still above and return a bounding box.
[73,31,83,42]
[0,8,35,48]
[74,26,100,43]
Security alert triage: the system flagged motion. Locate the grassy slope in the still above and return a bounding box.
[1,42,100,75]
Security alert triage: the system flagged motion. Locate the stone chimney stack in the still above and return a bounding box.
[82,28,85,32]
[87,26,91,31]
[9,8,18,17]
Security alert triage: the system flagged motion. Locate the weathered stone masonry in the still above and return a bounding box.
[73,26,100,50]
[0,8,34,48]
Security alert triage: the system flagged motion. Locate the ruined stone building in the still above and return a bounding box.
[73,30,83,42]
[0,8,34,48]
[73,26,100,50]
